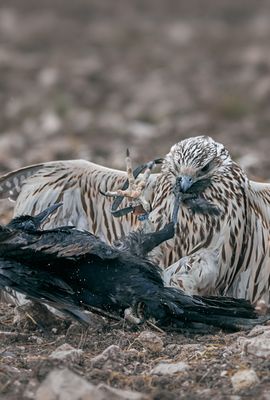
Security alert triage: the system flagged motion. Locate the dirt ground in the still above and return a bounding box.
[0,302,270,400]
[0,0,270,399]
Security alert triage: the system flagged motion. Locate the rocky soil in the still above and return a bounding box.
[0,0,270,399]
[0,303,270,400]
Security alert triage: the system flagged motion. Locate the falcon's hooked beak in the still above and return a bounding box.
[177,175,194,193]
[171,175,195,223]
[171,178,187,224]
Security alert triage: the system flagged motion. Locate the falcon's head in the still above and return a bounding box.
[162,135,231,193]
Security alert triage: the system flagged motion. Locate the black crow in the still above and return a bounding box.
[0,204,266,331]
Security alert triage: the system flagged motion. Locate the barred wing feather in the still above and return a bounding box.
[248,180,270,227]
[0,163,45,201]
[0,160,157,242]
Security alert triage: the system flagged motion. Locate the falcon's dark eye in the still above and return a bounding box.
[200,163,210,173]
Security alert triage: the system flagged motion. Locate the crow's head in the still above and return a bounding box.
[7,203,63,232]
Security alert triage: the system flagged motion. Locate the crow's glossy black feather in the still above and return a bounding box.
[0,207,265,331]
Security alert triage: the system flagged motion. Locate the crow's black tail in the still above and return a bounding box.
[143,287,267,331]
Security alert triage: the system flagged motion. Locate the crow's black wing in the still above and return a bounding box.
[0,226,119,265]
[0,258,91,324]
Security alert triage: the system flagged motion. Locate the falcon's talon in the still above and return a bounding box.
[103,150,156,219]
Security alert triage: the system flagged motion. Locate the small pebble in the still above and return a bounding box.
[137,331,164,353]
[150,361,189,375]
[231,369,259,392]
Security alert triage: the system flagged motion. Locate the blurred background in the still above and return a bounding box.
[0,0,269,184]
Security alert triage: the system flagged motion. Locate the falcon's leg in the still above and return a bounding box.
[163,248,220,296]
[103,149,155,214]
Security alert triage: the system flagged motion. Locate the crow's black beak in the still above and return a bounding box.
[34,203,63,227]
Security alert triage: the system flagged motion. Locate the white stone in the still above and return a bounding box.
[231,369,259,392]
[98,384,149,400]
[40,111,62,135]
[128,121,155,139]
[167,22,194,45]
[49,343,83,363]
[35,368,105,400]
[35,368,148,400]
[150,361,189,375]
[90,344,121,368]
[38,68,59,87]
[247,324,270,337]
[262,391,270,400]
[239,326,270,358]
[137,331,164,353]
[220,370,228,377]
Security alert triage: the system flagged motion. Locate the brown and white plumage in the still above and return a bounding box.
[0,160,157,242]
[0,136,269,305]
[150,136,270,304]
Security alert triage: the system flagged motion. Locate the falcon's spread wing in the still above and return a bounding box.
[0,160,158,242]
[0,163,45,201]
[227,179,270,304]
[247,180,270,227]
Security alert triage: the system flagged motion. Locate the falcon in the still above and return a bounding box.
[0,136,269,305]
